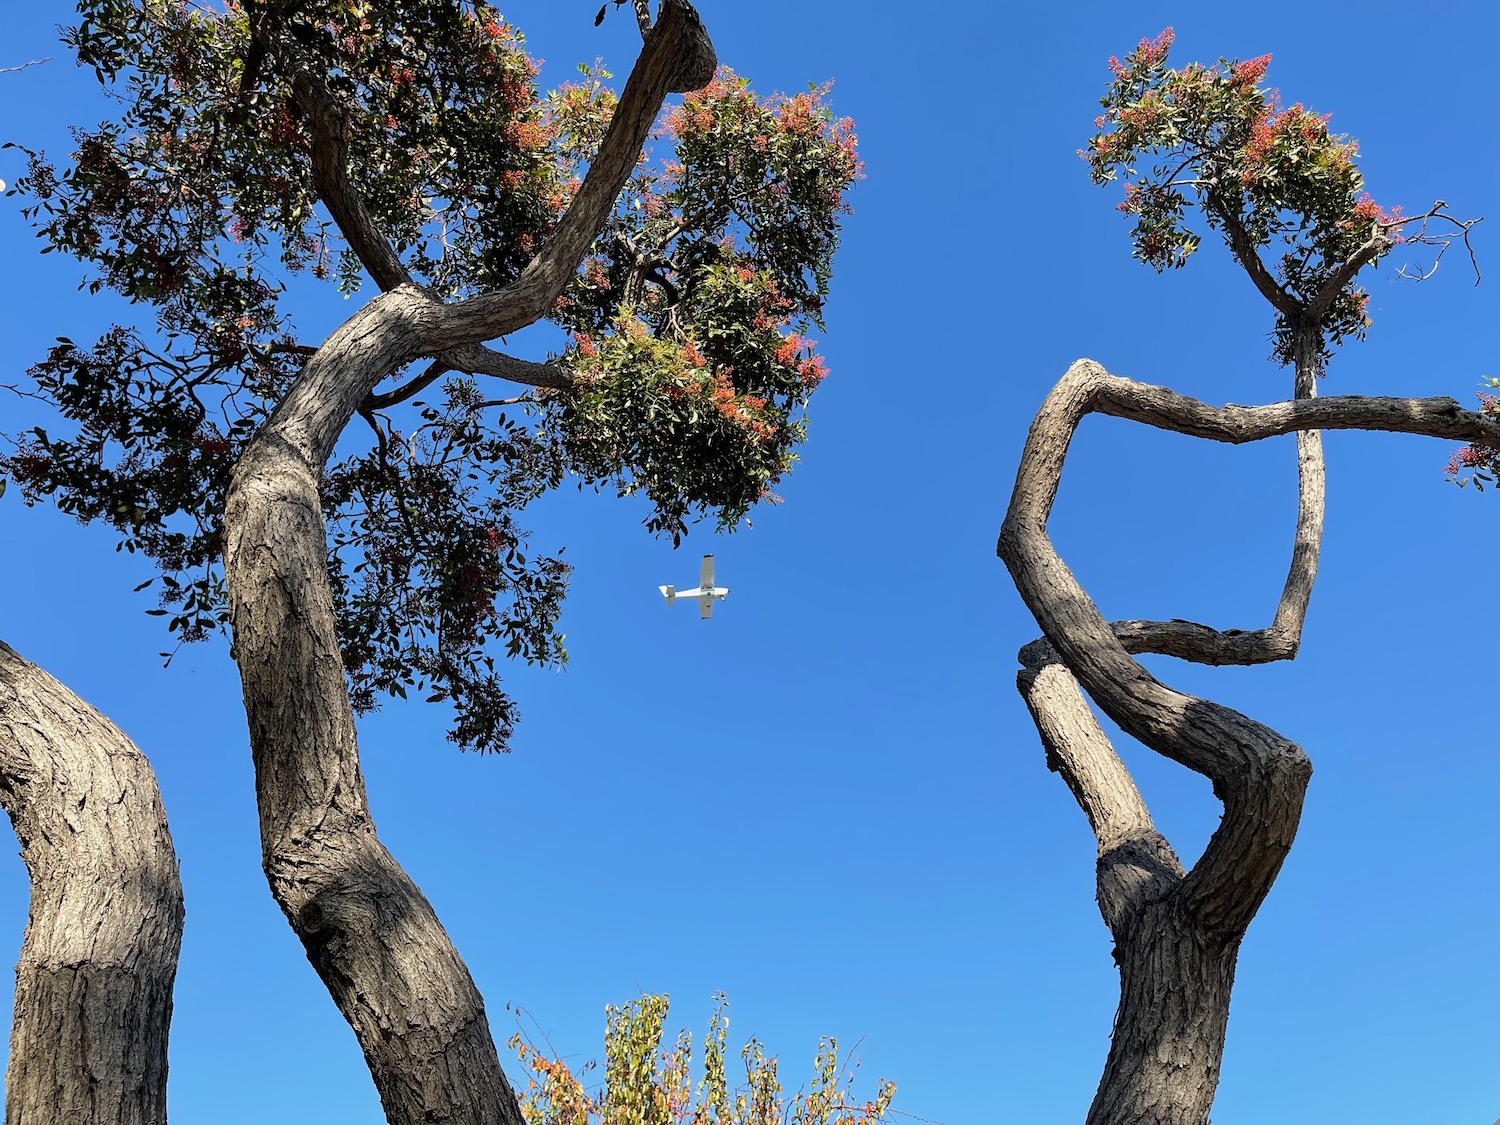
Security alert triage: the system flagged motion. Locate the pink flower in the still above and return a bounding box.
[1228,54,1271,88]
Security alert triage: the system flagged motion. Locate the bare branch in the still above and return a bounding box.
[1267,328,1324,656]
[1018,646,1185,931]
[1390,201,1484,285]
[1208,197,1300,317]
[437,343,571,390]
[0,58,51,74]
[362,360,450,412]
[632,0,654,37]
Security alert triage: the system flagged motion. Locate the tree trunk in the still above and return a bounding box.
[1001,361,1316,1125]
[219,8,717,1122]
[1001,354,1500,1121]
[0,640,183,1125]
[1087,907,1238,1125]
[224,292,528,1125]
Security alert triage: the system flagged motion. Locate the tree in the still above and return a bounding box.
[997,30,1485,1125]
[508,994,894,1125]
[0,640,182,1125]
[0,2,866,1122]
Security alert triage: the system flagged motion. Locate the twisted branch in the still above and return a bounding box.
[1000,358,1500,1121]
[1001,362,1500,920]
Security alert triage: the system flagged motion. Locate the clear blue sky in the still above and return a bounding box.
[2,3,1497,1123]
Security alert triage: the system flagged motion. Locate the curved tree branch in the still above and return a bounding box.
[1207,197,1299,317]
[437,342,571,390]
[1000,360,1315,936]
[1000,358,1500,1123]
[439,0,715,346]
[283,55,411,292]
[0,641,183,1125]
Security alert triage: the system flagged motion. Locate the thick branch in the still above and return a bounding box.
[1087,380,1500,448]
[219,15,717,1118]
[284,59,410,292]
[1266,328,1325,655]
[0,641,183,1125]
[1001,360,1311,936]
[439,0,715,345]
[1018,646,1185,931]
[1003,360,1500,929]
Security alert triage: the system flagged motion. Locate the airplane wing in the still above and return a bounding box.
[699,597,713,619]
[700,554,715,590]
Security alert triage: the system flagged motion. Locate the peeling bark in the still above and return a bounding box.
[219,6,717,1123]
[999,358,1500,1123]
[0,640,183,1125]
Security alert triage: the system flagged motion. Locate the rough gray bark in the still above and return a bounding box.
[999,357,1500,1124]
[220,6,717,1123]
[0,640,183,1125]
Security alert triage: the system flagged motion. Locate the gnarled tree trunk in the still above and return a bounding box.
[0,640,183,1125]
[999,357,1500,1123]
[220,6,716,1123]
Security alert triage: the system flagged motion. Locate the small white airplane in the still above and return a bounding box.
[659,554,729,619]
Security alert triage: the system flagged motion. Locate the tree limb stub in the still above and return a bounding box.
[0,641,184,1125]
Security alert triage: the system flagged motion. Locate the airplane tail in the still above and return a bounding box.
[659,584,676,605]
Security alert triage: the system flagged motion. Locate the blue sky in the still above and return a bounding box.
[2,2,1498,1123]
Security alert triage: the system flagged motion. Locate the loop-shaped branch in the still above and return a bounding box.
[1002,358,1500,925]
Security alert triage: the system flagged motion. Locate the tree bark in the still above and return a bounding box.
[219,7,716,1123]
[1001,358,1500,1123]
[0,640,183,1125]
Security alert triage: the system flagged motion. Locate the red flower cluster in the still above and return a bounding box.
[1229,53,1271,88]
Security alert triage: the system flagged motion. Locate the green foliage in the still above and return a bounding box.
[508,994,896,1125]
[322,378,569,750]
[545,68,859,542]
[1083,29,1401,366]
[1,2,859,750]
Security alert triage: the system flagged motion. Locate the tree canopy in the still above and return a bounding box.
[2,0,860,751]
